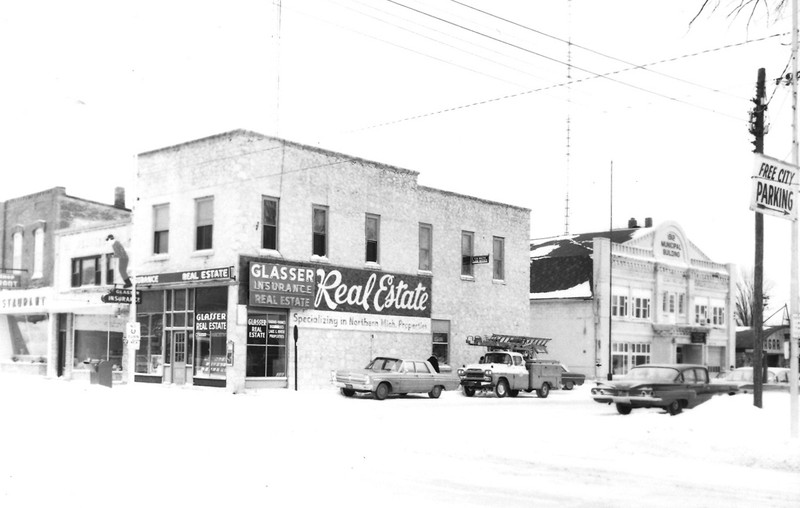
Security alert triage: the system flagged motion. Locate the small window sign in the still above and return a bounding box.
[471,255,490,264]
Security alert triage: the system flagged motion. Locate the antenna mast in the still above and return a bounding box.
[564,0,572,235]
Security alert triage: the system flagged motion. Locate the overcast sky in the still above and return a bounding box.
[1,0,796,316]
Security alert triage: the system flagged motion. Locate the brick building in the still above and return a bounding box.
[529,219,736,379]
[132,130,531,390]
[0,187,130,376]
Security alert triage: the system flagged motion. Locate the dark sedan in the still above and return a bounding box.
[559,364,586,390]
[591,364,737,415]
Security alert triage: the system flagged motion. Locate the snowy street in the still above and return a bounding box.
[1,376,798,508]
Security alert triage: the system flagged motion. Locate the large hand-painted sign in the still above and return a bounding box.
[249,261,432,318]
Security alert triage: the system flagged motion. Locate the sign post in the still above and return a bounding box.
[293,325,299,391]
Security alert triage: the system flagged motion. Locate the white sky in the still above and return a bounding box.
[1,0,797,315]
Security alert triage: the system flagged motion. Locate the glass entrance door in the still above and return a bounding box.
[172,331,187,385]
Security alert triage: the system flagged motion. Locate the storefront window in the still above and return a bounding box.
[432,319,450,365]
[136,291,164,375]
[4,314,48,361]
[72,315,124,371]
[246,311,287,377]
[194,286,227,379]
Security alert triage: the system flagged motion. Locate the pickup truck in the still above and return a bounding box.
[591,363,738,415]
[457,350,561,398]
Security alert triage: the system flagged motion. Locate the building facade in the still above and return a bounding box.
[0,187,130,377]
[132,130,531,390]
[530,219,736,379]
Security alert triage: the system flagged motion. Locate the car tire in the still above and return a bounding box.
[536,383,550,398]
[463,386,476,397]
[341,388,355,397]
[616,403,632,415]
[564,381,574,390]
[374,382,390,401]
[509,389,520,397]
[666,400,683,415]
[428,385,443,399]
[495,379,509,398]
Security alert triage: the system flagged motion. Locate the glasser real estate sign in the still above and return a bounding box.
[249,262,316,308]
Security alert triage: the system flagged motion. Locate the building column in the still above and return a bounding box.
[46,312,58,378]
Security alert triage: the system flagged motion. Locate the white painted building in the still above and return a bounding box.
[530,219,736,379]
[132,130,531,390]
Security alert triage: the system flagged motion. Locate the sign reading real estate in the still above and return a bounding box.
[751,153,799,220]
[195,312,227,338]
[135,266,235,285]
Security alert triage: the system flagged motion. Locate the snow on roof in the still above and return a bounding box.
[530,280,592,300]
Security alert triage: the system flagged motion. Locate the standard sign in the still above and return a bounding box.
[751,153,799,220]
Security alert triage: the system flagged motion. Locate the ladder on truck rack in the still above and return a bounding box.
[466,334,551,357]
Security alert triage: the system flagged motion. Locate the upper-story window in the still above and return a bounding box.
[612,294,628,317]
[712,306,725,326]
[365,214,380,263]
[71,256,105,287]
[633,296,651,319]
[418,223,432,271]
[695,302,709,325]
[195,197,214,251]
[153,204,170,254]
[12,231,23,271]
[262,197,279,250]
[662,291,676,314]
[461,231,474,277]
[493,236,505,280]
[32,228,44,279]
[312,205,328,257]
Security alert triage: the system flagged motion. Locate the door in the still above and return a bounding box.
[172,331,187,385]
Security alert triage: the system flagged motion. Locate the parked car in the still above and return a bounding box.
[713,367,788,393]
[332,357,460,400]
[559,364,586,390]
[591,364,737,415]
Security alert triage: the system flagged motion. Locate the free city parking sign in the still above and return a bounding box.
[751,153,799,220]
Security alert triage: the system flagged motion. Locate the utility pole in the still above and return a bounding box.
[789,0,799,438]
[750,68,767,408]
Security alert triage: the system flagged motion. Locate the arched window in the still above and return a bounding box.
[32,228,44,278]
[12,231,23,271]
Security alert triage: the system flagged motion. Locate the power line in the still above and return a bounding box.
[354,29,784,131]
[385,0,781,120]
[451,0,748,100]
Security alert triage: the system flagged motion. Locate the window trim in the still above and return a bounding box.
[492,236,505,281]
[153,203,170,255]
[365,213,380,264]
[32,228,44,279]
[418,223,432,272]
[312,205,328,257]
[195,196,214,252]
[461,231,474,278]
[262,196,279,251]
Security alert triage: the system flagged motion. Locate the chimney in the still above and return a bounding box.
[114,187,126,209]
[644,217,653,228]
[628,217,638,228]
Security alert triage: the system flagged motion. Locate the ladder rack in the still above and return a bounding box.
[466,334,551,356]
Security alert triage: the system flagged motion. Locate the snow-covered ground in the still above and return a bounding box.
[1,375,798,508]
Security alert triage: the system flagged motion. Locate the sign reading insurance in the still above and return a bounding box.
[249,262,316,308]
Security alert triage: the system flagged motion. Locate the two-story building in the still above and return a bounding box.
[132,130,531,391]
[0,187,130,377]
[529,219,736,379]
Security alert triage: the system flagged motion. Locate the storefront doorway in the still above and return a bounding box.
[172,331,187,385]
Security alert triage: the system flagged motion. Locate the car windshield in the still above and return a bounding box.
[482,353,512,365]
[365,358,400,372]
[625,367,679,382]
[727,369,754,382]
